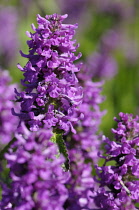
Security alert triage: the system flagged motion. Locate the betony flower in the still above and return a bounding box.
[63,64,105,209]
[13,13,82,134]
[0,123,69,209]
[93,113,139,209]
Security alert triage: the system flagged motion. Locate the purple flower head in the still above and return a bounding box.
[0,68,19,144]
[70,79,105,162]
[85,50,117,80]
[101,30,120,52]
[1,124,69,209]
[78,29,119,81]
[92,187,137,210]
[13,14,82,134]
[112,112,139,141]
[93,113,139,209]
[0,6,19,68]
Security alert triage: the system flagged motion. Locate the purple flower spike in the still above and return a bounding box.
[13,14,82,134]
[93,112,139,209]
[63,61,105,209]
[0,124,69,209]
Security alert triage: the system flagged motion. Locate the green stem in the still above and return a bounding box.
[51,131,70,171]
[56,133,70,171]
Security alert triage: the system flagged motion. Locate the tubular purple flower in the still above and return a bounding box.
[13,14,82,134]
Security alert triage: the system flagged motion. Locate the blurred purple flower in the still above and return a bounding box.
[63,64,105,209]
[0,6,19,68]
[101,30,120,52]
[57,0,90,23]
[87,52,117,79]
[0,68,19,144]
[83,29,120,80]
[0,124,69,209]
[76,29,119,81]
[20,0,33,16]
[93,0,133,21]
[64,152,94,209]
[70,78,105,162]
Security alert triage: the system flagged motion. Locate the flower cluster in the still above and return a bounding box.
[1,124,69,210]
[93,112,139,209]
[63,64,105,209]
[0,69,19,144]
[70,69,105,162]
[13,13,82,133]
